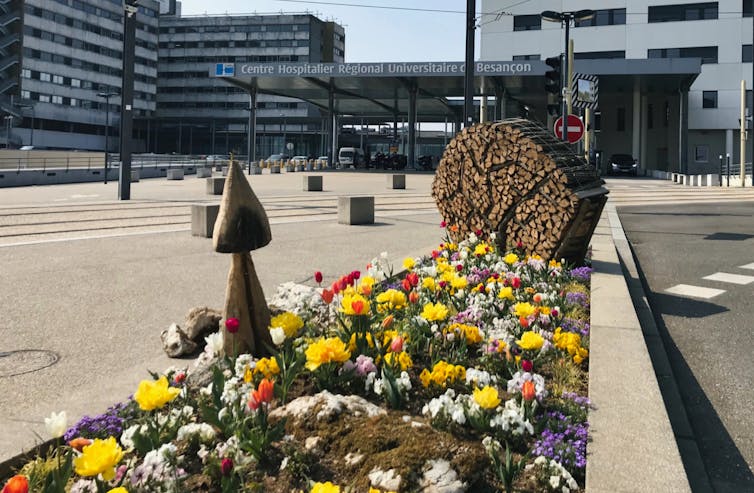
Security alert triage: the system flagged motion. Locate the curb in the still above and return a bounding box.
[586,204,691,492]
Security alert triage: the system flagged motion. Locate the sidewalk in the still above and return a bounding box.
[0,171,692,491]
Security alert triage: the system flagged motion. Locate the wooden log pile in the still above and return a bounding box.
[432,118,608,264]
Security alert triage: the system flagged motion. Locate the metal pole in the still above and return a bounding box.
[247,88,257,174]
[719,154,723,186]
[561,15,570,142]
[751,9,753,185]
[463,0,476,128]
[104,96,110,184]
[741,79,747,186]
[119,3,136,201]
[727,153,731,187]
[29,110,34,147]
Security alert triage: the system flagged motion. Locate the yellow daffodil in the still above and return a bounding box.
[473,243,490,256]
[357,276,376,295]
[517,331,545,351]
[422,277,437,291]
[348,331,375,352]
[269,311,304,338]
[445,323,483,345]
[549,259,562,268]
[253,357,280,379]
[553,327,589,364]
[74,437,124,481]
[450,275,468,290]
[369,488,397,493]
[311,482,340,493]
[340,292,371,316]
[305,337,351,371]
[384,351,413,371]
[376,289,407,311]
[513,302,536,319]
[107,488,129,493]
[420,302,449,321]
[420,360,465,388]
[133,376,180,411]
[473,386,501,409]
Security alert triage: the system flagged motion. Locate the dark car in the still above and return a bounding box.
[608,154,638,175]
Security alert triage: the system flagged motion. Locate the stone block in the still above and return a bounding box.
[271,165,281,174]
[387,174,406,189]
[222,166,229,176]
[130,170,140,182]
[250,166,262,175]
[191,203,220,238]
[295,164,305,172]
[304,175,323,192]
[206,176,225,195]
[167,168,184,180]
[196,167,212,178]
[338,196,374,225]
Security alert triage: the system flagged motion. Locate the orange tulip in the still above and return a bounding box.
[521,380,536,402]
[321,288,334,304]
[408,291,420,304]
[68,437,93,452]
[2,475,28,493]
[249,378,274,410]
[381,314,394,329]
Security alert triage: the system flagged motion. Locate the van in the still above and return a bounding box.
[338,147,366,168]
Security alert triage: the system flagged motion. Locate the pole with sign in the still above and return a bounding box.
[554,114,585,144]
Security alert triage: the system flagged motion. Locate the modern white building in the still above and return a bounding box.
[480,0,752,174]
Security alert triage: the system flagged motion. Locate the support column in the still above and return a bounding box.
[118,2,137,201]
[408,84,417,169]
[494,88,505,121]
[640,94,648,175]
[211,120,216,155]
[632,79,641,167]
[480,77,487,123]
[328,80,336,168]
[726,128,734,160]
[247,85,257,174]
[679,88,689,174]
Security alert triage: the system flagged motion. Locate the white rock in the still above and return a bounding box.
[304,436,321,452]
[369,467,402,491]
[183,306,222,340]
[420,459,467,493]
[269,390,386,422]
[344,452,364,466]
[161,323,197,357]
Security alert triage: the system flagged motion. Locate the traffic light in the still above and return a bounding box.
[545,55,562,96]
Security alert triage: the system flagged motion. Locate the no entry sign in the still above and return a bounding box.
[554,114,584,144]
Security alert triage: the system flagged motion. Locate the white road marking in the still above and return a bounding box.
[739,262,754,270]
[0,228,191,248]
[664,284,725,299]
[702,272,754,285]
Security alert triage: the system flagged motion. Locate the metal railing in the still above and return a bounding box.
[0,154,210,173]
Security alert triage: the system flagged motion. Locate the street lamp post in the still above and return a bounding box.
[4,115,12,149]
[281,113,287,153]
[16,103,34,147]
[541,9,594,142]
[98,91,117,184]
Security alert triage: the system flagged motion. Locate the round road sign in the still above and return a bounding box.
[554,114,585,144]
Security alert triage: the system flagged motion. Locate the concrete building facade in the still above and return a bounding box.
[480,0,753,173]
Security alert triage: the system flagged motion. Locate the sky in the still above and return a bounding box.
[177,0,482,62]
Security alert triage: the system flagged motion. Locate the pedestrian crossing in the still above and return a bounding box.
[664,264,754,299]
[604,176,754,207]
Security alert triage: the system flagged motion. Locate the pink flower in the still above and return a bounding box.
[314,271,323,284]
[390,336,404,353]
[225,317,240,334]
[440,220,447,228]
[521,359,533,372]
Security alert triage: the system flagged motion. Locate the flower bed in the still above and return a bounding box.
[3,229,592,493]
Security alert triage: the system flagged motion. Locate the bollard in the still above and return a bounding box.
[387,174,406,190]
[196,167,212,178]
[206,176,225,195]
[338,196,374,225]
[130,170,140,182]
[191,203,220,238]
[303,175,323,191]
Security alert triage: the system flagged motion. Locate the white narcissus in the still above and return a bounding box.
[45,410,67,438]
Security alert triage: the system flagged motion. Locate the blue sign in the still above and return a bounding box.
[215,63,235,77]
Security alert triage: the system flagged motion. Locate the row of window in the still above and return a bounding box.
[20,90,152,109]
[24,48,157,86]
[25,5,158,45]
[513,2,753,31]
[161,55,306,65]
[514,47,718,63]
[159,23,310,34]
[159,39,311,50]
[21,69,155,101]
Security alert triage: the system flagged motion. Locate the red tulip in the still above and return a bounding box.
[351,270,361,280]
[401,279,411,292]
[516,240,523,249]
[321,288,334,304]
[522,380,536,402]
[2,475,28,493]
[519,316,529,328]
[331,281,340,294]
[221,457,233,476]
[511,277,521,289]
[407,272,419,286]
[173,371,186,384]
[314,271,323,284]
[408,291,419,304]
[351,300,365,315]
[456,264,463,272]
[474,229,483,236]
[431,250,440,259]
[338,277,348,291]
[440,220,447,228]
[225,317,240,334]
[521,359,533,373]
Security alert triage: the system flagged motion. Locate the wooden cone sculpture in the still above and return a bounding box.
[213,161,274,357]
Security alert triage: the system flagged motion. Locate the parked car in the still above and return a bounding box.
[205,154,228,170]
[338,147,367,168]
[291,155,309,164]
[608,154,638,175]
[266,153,290,162]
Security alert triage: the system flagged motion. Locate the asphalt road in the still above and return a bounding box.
[619,201,754,492]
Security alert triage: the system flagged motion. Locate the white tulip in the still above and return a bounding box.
[270,326,286,346]
[44,410,67,438]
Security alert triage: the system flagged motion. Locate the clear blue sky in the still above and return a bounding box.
[178,0,481,62]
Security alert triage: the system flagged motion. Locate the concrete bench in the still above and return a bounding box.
[167,169,184,180]
[303,175,323,191]
[270,165,281,174]
[130,170,140,182]
[206,176,225,195]
[221,166,229,176]
[387,174,406,189]
[338,196,374,225]
[250,166,262,175]
[196,167,212,178]
[191,203,220,238]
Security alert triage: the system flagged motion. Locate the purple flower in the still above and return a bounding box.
[569,266,593,284]
[565,291,590,308]
[533,411,589,472]
[63,401,131,441]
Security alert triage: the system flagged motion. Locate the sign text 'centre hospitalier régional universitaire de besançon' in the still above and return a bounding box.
[213,61,538,78]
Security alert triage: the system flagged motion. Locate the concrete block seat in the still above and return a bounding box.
[191,203,220,238]
[303,175,323,191]
[167,168,184,180]
[338,196,374,225]
[387,174,406,189]
[206,176,225,195]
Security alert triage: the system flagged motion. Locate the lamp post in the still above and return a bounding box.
[3,115,12,148]
[541,9,595,142]
[98,91,117,184]
[281,113,287,153]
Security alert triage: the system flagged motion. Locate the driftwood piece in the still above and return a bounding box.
[432,118,608,264]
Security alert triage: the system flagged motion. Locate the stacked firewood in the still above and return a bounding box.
[432,118,608,264]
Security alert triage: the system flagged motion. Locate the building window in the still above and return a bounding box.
[53,75,64,84]
[617,107,626,131]
[574,51,626,59]
[69,98,77,107]
[665,101,671,127]
[513,14,541,31]
[512,54,540,60]
[648,3,718,22]
[648,46,718,64]
[744,44,753,62]
[702,91,718,108]
[695,145,709,162]
[71,78,80,87]
[40,72,50,82]
[39,94,50,103]
[575,8,626,26]
[52,95,63,104]
[21,90,30,99]
[745,0,752,17]
[21,68,31,78]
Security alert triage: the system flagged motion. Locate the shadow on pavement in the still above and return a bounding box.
[648,292,728,319]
